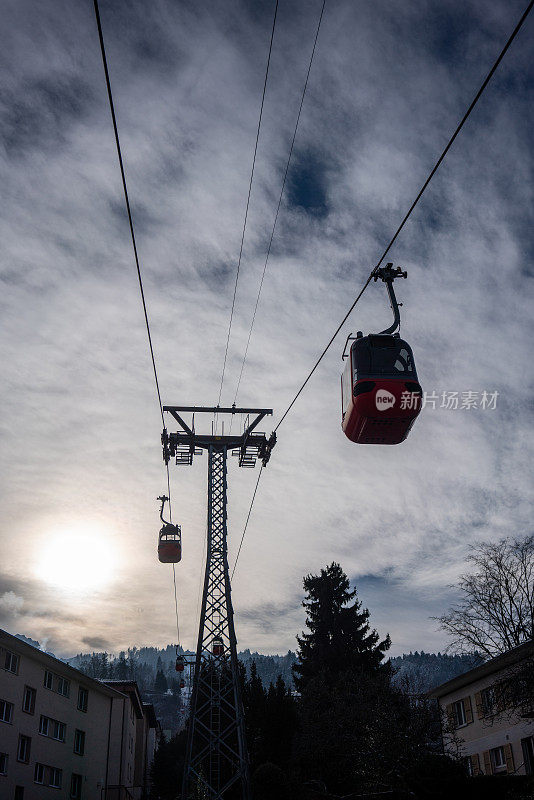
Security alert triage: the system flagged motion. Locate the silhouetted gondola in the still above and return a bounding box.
[341,264,422,444]
[157,495,182,563]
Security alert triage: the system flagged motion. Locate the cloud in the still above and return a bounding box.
[0,0,533,658]
[82,636,113,651]
[0,591,24,617]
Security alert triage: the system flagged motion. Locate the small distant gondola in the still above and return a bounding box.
[157,495,182,563]
[341,264,423,445]
[212,637,224,657]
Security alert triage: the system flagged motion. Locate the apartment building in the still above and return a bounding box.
[0,629,159,799]
[428,641,534,776]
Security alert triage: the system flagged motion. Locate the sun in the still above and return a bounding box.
[36,524,117,592]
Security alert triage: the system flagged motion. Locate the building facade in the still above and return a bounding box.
[429,641,534,777]
[0,629,159,799]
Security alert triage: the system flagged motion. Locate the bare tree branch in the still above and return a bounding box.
[432,536,534,659]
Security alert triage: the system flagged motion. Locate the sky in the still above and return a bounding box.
[0,0,533,659]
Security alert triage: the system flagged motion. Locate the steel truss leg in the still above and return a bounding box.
[182,445,250,800]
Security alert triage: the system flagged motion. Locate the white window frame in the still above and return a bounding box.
[0,699,13,724]
[77,687,88,712]
[57,677,70,698]
[454,699,467,727]
[34,763,45,784]
[49,767,62,788]
[52,720,66,742]
[0,752,8,775]
[74,729,85,756]
[491,745,506,771]
[22,686,36,715]
[70,773,82,799]
[4,651,19,674]
[40,715,66,742]
[44,670,53,690]
[17,735,31,764]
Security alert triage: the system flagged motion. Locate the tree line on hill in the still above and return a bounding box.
[71,639,477,696]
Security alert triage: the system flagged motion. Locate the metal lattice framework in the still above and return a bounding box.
[185,445,248,798]
[161,406,275,800]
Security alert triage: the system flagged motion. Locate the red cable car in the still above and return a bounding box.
[341,264,422,445]
[175,655,185,672]
[180,679,185,689]
[212,637,224,657]
[157,495,182,563]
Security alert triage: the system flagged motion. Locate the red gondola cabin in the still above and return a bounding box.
[212,637,224,657]
[158,523,182,563]
[341,333,422,445]
[175,655,185,672]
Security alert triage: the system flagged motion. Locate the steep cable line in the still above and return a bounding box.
[217,0,280,407]
[230,0,327,575]
[232,0,534,577]
[93,0,180,645]
[232,0,327,408]
[274,0,534,434]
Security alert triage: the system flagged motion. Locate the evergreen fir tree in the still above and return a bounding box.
[154,669,168,693]
[293,562,390,692]
[116,651,129,680]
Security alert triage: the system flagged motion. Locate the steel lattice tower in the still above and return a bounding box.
[161,406,275,800]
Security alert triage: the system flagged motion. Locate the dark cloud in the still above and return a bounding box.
[82,635,113,651]
[287,148,330,218]
[0,75,93,156]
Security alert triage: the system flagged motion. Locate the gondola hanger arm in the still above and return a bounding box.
[374,263,406,335]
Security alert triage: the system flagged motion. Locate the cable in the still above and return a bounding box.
[232,0,533,575]
[274,0,534,433]
[231,466,263,579]
[172,564,181,645]
[93,0,165,428]
[217,0,280,407]
[232,0,327,406]
[93,0,181,644]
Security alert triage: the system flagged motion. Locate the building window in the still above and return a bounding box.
[454,699,467,727]
[491,746,506,772]
[43,671,70,698]
[70,773,82,799]
[53,721,66,742]
[22,686,36,715]
[0,752,7,775]
[481,686,495,716]
[34,763,62,788]
[77,687,88,712]
[39,715,66,742]
[14,788,24,800]
[49,767,62,788]
[17,735,31,764]
[74,729,85,756]
[0,699,13,724]
[522,736,534,776]
[4,651,19,674]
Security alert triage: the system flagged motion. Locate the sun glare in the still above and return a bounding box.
[36,525,117,592]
